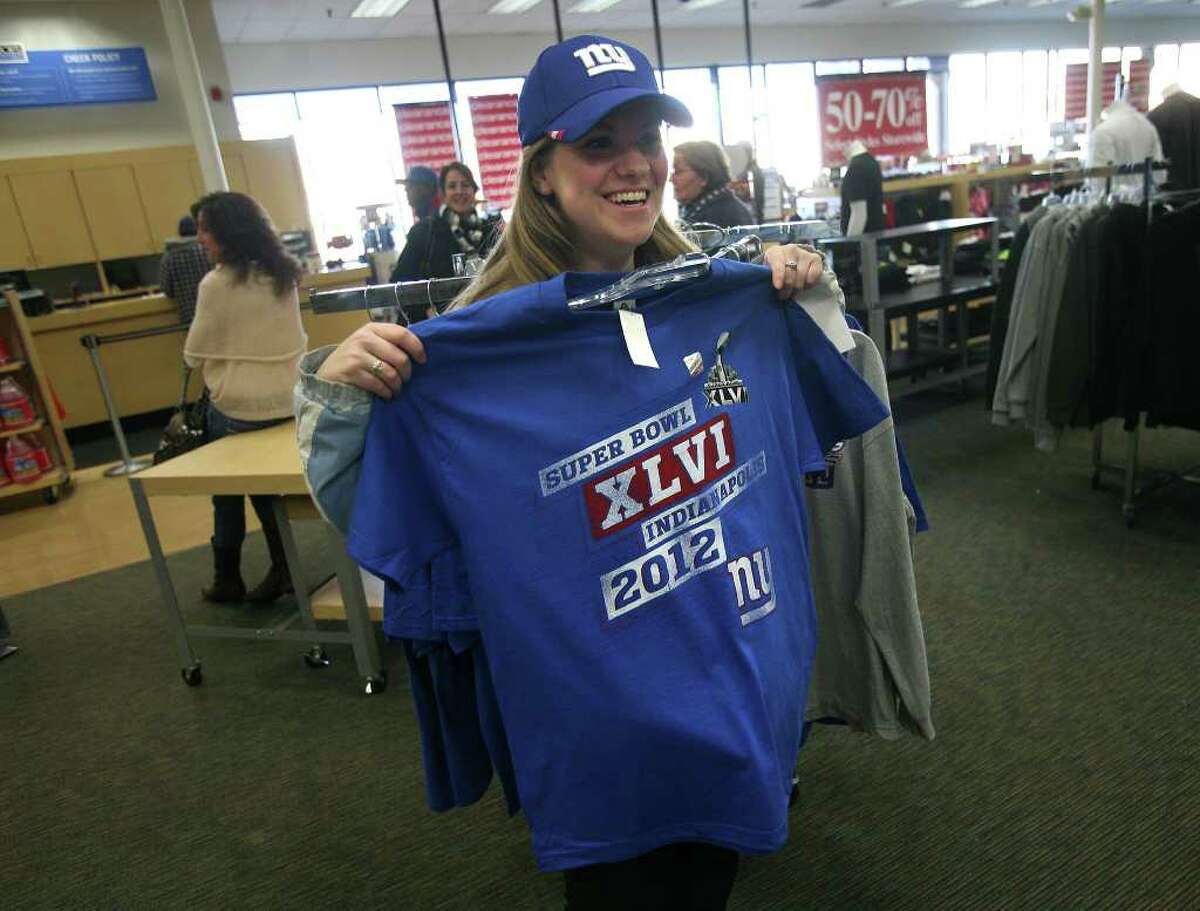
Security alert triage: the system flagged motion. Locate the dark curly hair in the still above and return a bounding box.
[193,192,301,298]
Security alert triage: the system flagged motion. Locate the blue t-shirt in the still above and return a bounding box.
[349,260,888,871]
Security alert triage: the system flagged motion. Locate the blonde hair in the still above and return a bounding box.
[673,141,733,194]
[450,138,695,310]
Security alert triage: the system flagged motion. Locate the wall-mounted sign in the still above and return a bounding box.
[468,94,521,210]
[816,72,928,167]
[0,47,156,109]
[394,101,459,175]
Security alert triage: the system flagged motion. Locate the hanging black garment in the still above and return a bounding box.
[1145,201,1200,431]
[1148,92,1200,191]
[1044,206,1111,428]
[680,186,755,228]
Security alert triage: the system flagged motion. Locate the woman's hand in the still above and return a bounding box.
[316,322,427,400]
[764,244,824,299]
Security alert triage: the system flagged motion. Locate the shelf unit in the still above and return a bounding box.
[819,217,1000,398]
[1,290,74,505]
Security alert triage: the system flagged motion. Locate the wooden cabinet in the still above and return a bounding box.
[242,143,308,231]
[74,165,156,260]
[1,138,313,274]
[190,153,248,197]
[133,160,202,248]
[8,171,96,268]
[0,178,35,271]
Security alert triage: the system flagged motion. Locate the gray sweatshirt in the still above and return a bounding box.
[804,331,935,741]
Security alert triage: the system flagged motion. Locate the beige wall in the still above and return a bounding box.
[0,0,238,159]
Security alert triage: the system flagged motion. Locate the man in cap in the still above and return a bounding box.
[400,165,439,222]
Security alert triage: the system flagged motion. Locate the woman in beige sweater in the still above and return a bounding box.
[184,191,307,604]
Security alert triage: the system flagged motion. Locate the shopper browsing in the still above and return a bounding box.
[158,213,210,325]
[389,161,501,283]
[185,192,308,605]
[671,140,755,228]
[296,35,829,910]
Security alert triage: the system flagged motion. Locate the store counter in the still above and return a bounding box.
[28,266,372,429]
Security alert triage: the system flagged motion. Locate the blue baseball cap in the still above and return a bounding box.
[518,35,692,147]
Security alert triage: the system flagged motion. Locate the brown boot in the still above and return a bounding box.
[245,519,293,604]
[202,539,246,603]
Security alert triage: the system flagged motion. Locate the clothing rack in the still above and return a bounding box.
[1081,158,1200,526]
[309,235,772,319]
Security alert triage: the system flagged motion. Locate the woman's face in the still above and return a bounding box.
[443,169,478,216]
[670,153,707,205]
[196,211,221,262]
[533,98,668,273]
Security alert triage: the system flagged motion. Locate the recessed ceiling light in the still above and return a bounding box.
[488,0,544,11]
[959,0,1004,7]
[350,0,411,17]
[679,0,729,9]
[886,0,931,7]
[570,0,623,10]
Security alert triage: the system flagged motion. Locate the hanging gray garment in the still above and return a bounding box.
[1029,206,1094,450]
[805,331,934,741]
[992,207,1070,425]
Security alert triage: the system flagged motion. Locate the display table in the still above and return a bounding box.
[27,266,371,429]
[133,420,386,694]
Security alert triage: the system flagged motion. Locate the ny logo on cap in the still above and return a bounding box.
[572,43,636,77]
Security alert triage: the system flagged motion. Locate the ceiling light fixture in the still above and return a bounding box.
[679,0,729,9]
[488,0,544,12]
[570,0,623,10]
[959,0,1004,7]
[350,0,412,17]
[885,0,931,7]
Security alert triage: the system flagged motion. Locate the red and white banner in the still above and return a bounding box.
[816,72,928,167]
[1064,63,1120,120]
[468,94,521,209]
[394,101,458,174]
[1128,60,1151,113]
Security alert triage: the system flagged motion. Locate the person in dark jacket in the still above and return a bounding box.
[671,141,754,227]
[390,162,501,283]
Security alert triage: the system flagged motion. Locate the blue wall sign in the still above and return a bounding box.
[0,47,157,110]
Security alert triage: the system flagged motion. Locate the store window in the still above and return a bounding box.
[863,58,905,74]
[814,60,861,77]
[948,53,986,155]
[763,63,821,195]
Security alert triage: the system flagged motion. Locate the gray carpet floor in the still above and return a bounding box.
[2,389,1198,910]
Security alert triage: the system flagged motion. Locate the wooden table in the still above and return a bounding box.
[132,421,386,694]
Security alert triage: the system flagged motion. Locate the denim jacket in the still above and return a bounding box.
[294,346,372,535]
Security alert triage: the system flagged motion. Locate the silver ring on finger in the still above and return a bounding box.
[370,357,386,380]
[785,260,799,270]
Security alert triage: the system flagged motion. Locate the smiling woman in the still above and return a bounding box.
[297,33,826,911]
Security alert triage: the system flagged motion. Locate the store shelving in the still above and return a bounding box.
[818,217,1000,398]
[1,289,74,505]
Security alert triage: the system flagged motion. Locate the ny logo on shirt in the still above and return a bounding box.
[572,43,636,77]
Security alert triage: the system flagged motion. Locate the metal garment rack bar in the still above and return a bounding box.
[1087,157,1200,526]
[309,275,470,317]
[80,324,384,693]
[816,217,1000,397]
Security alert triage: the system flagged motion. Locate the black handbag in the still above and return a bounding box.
[153,365,210,465]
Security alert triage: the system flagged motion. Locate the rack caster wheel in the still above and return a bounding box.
[43,486,60,504]
[364,672,388,695]
[181,664,203,687]
[303,646,331,669]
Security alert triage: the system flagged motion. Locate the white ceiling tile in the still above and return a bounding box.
[237,18,297,42]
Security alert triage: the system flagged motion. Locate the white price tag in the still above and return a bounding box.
[618,308,659,369]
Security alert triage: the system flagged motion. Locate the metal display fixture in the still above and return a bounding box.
[817,217,1001,397]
